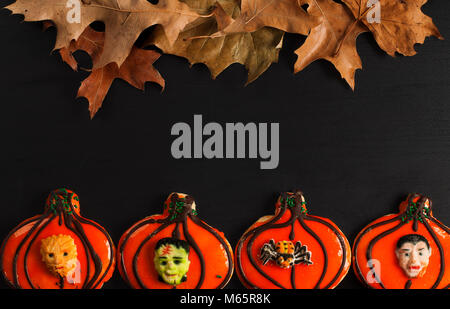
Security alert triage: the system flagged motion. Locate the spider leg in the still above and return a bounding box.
[260,240,278,265]
[293,241,313,265]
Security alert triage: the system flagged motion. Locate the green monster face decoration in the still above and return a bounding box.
[154,238,190,286]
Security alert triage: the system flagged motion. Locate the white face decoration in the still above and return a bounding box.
[396,240,431,278]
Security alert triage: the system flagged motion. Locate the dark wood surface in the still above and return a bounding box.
[0,1,448,289]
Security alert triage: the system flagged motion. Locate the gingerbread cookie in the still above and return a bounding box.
[353,193,450,289]
[117,193,234,289]
[235,191,351,289]
[0,189,115,289]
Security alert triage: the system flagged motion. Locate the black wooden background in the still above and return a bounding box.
[0,1,448,289]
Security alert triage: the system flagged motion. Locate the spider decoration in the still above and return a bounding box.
[260,239,313,269]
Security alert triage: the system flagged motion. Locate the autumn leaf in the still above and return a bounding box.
[77,48,164,118]
[148,0,284,84]
[342,0,443,57]
[60,26,104,72]
[6,0,201,68]
[207,0,442,89]
[205,0,365,87]
[211,0,318,36]
[3,0,445,116]
[294,0,368,89]
[58,27,165,118]
[42,20,81,71]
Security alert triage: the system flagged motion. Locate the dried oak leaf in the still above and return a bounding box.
[42,21,80,71]
[59,27,165,118]
[342,0,443,56]
[6,0,201,68]
[148,0,284,84]
[211,0,318,36]
[295,0,368,89]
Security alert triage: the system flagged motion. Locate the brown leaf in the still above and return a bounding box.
[148,0,284,83]
[294,0,368,89]
[42,21,80,70]
[60,27,105,72]
[59,27,164,118]
[6,0,201,68]
[342,0,443,56]
[78,47,164,118]
[42,20,54,31]
[212,0,318,36]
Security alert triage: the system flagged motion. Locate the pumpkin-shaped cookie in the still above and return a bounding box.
[117,193,233,289]
[0,188,115,289]
[236,191,351,289]
[353,193,450,289]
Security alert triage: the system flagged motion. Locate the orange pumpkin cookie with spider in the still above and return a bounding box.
[117,193,234,289]
[0,188,115,289]
[236,191,351,289]
[353,193,450,289]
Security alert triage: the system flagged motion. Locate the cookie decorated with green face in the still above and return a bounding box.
[235,191,351,289]
[117,193,234,289]
[0,189,115,289]
[353,193,450,289]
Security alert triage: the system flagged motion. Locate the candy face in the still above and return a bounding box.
[154,238,191,285]
[395,234,431,278]
[117,193,234,289]
[352,193,450,289]
[235,191,351,289]
[0,189,115,289]
[40,234,78,278]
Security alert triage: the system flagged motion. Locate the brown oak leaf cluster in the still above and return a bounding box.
[4,0,443,117]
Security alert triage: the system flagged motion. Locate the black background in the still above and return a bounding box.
[0,0,449,290]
